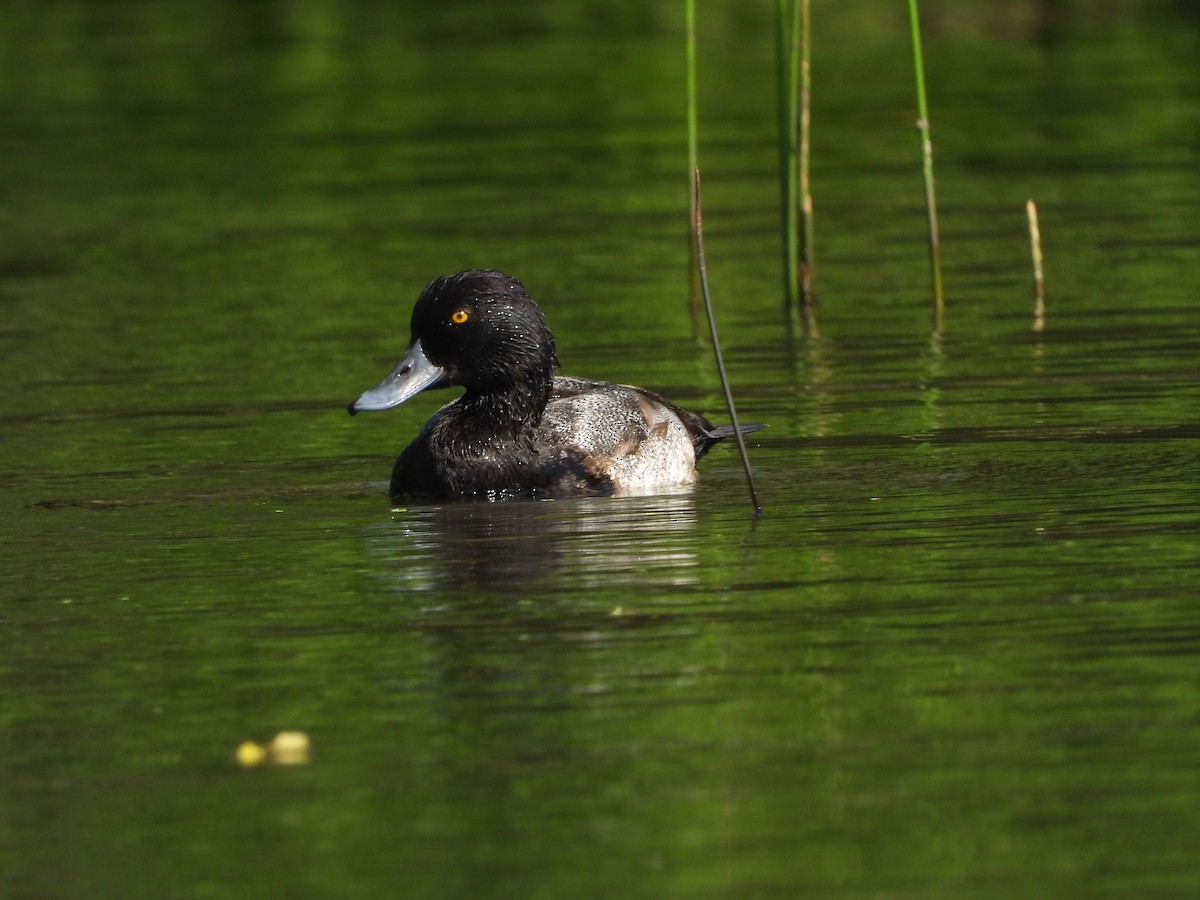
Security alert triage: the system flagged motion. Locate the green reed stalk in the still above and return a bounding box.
[693,169,763,515]
[775,0,800,317]
[685,0,701,325]
[1027,198,1045,331]
[907,0,944,326]
[797,0,814,306]
[775,0,814,320]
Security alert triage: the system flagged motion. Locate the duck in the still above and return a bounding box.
[347,269,760,499]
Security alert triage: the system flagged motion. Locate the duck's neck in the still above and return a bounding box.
[454,377,552,442]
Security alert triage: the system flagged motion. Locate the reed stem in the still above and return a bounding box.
[907,0,945,327]
[798,0,814,306]
[775,0,814,320]
[693,168,763,515]
[1027,198,1045,332]
[775,0,800,320]
[685,0,701,330]
[685,0,698,181]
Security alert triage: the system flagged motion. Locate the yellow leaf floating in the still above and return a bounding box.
[267,731,311,765]
[236,740,267,768]
[235,731,310,767]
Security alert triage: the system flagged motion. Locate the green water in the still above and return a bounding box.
[3,2,1199,897]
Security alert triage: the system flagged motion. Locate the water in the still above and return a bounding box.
[2,2,1199,897]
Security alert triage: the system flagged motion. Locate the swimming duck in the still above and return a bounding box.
[348,270,759,499]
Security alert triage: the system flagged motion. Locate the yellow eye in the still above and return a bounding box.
[450,309,469,325]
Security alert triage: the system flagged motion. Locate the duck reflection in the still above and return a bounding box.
[362,491,700,594]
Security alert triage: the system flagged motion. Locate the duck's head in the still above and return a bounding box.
[348,270,559,415]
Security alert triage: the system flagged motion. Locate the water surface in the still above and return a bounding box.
[2,2,1199,897]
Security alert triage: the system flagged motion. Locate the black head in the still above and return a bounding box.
[348,270,559,416]
[412,270,558,395]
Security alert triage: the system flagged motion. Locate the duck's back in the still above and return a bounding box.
[538,376,713,495]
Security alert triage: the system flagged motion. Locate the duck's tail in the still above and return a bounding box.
[696,422,765,458]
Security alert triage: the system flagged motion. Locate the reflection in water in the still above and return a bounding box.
[362,492,701,594]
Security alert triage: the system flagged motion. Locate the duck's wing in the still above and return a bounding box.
[547,375,763,458]
[544,377,662,458]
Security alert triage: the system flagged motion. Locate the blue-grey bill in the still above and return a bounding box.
[347,339,446,415]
